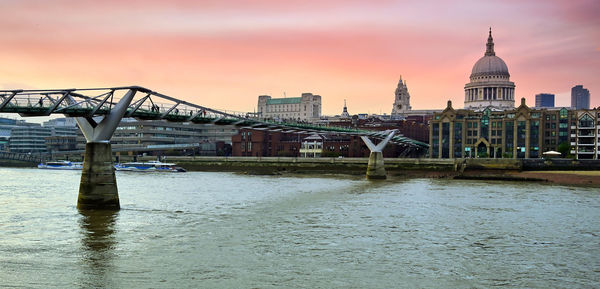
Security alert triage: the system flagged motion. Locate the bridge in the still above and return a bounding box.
[0,86,429,209]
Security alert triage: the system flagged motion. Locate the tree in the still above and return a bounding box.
[557,141,570,157]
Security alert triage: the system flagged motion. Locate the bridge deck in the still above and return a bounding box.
[0,86,429,149]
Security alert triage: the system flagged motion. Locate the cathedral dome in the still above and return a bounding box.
[469,28,509,78]
[471,55,509,77]
[463,28,515,110]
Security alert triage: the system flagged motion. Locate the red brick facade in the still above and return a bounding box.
[232,130,302,157]
[232,124,424,158]
[327,118,430,143]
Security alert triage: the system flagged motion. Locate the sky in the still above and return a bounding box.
[0,0,598,118]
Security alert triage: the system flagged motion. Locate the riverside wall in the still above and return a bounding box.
[139,156,456,174]
[5,155,599,174]
[139,156,600,174]
[0,159,38,167]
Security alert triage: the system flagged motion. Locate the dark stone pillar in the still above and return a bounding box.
[366,151,386,180]
[78,142,119,210]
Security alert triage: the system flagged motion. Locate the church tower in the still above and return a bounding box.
[340,99,350,118]
[391,76,412,117]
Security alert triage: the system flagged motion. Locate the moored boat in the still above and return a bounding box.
[38,160,83,170]
[114,160,186,172]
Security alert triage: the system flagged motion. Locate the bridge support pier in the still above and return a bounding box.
[361,130,396,180]
[78,142,119,210]
[366,151,386,179]
[70,88,138,210]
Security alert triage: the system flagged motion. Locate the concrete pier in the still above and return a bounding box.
[77,142,119,210]
[361,130,396,180]
[366,151,386,179]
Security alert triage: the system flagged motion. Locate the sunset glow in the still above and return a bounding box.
[1,0,598,116]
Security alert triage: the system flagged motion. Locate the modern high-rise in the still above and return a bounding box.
[571,85,590,109]
[535,93,555,108]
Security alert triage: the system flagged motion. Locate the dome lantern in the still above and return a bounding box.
[485,27,495,56]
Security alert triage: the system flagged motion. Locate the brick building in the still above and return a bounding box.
[232,128,417,158]
[232,129,302,157]
[327,117,430,143]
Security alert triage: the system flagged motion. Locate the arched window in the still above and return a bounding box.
[559,108,568,119]
[579,114,593,127]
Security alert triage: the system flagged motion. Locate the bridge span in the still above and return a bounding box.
[1,86,429,209]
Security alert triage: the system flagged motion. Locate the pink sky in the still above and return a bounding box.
[0,0,598,117]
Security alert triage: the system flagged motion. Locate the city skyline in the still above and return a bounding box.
[0,0,598,118]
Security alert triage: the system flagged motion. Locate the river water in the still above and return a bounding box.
[0,167,598,288]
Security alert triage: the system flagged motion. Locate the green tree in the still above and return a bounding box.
[557,141,570,157]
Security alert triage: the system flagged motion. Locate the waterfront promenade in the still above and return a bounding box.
[4,155,599,187]
[148,156,600,187]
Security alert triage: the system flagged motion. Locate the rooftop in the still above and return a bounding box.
[266,97,302,105]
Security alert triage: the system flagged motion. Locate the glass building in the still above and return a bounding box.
[571,85,590,110]
[535,93,555,108]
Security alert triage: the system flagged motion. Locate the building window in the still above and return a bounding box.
[579,114,594,128]
[442,123,450,158]
[517,121,526,144]
[560,108,568,119]
[432,123,439,158]
[529,120,540,158]
[453,122,462,158]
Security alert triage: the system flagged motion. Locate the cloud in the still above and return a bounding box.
[0,0,598,113]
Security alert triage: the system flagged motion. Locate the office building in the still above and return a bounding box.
[535,93,555,108]
[571,85,590,109]
[428,99,592,159]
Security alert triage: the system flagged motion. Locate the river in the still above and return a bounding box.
[0,167,598,288]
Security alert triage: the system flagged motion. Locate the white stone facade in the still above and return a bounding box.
[391,76,411,116]
[257,93,322,121]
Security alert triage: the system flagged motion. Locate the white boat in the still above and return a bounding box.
[114,160,186,172]
[38,160,83,170]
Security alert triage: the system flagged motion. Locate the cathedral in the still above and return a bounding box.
[464,28,515,110]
